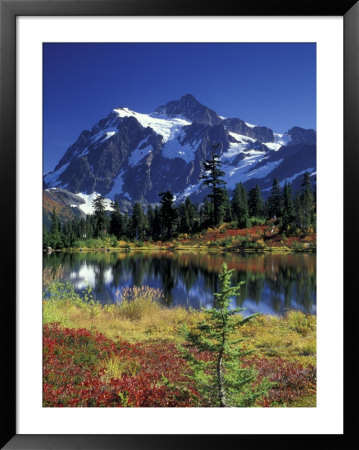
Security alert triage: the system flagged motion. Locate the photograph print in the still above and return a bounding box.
[42,43,316,408]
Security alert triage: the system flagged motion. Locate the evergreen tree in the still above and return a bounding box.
[184,196,197,232]
[200,149,227,227]
[199,199,213,230]
[131,202,146,240]
[123,212,131,239]
[294,192,304,231]
[300,172,315,232]
[231,183,249,228]
[152,205,162,241]
[181,263,270,407]
[266,178,282,219]
[48,208,63,249]
[178,196,198,234]
[222,188,233,223]
[109,201,124,239]
[85,216,94,239]
[92,194,108,237]
[43,229,50,249]
[146,204,155,239]
[178,203,190,234]
[70,218,79,239]
[159,191,177,239]
[281,182,295,233]
[50,207,60,235]
[61,221,75,247]
[312,184,317,232]
[248,184,264,218]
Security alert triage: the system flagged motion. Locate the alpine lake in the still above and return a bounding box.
[43,250,316,317]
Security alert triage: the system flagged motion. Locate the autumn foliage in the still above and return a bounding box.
[43,322,315,407]
[43,323,199,407]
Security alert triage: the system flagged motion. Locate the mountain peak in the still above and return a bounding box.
[155,94,222,126]
[287,126,316,146]
[182,93,197,99]
[44,95,316,206]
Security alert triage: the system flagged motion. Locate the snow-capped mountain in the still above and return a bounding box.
[44,94,316,210]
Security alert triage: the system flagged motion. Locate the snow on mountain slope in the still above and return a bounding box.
[222,132,257,161]
[229,131,256,143]
[279,167,315,187]
[275,133,292,146]
[108,171,125,198]
[128,139,153,166]
[76,192,114,215]
[89,129,118,146]
[44,163,70,187]
[43,94,316,208]
[114,107,191,142]
[223,153,284,190]
[162,128,200,163]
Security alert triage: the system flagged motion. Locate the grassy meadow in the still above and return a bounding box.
[43,279,316,407]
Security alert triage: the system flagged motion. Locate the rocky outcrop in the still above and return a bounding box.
[223,118,274,142]
[287,126,316,146]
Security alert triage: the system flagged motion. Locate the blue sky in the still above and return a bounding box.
[43,43,316,173]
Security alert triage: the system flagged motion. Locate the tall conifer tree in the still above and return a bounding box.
[131,202,146,240]
[281,182,295,232]
[248,184,264,218]
[152,205,162,241]
[200,148,227,227]
[231,183,249,228]
[109,201,124,239]
[91,194,108,237]
[266,178,282,219]
[159,191,177,239]
[300,172,315,231]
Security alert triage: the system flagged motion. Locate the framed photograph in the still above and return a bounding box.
[1,0,355,448]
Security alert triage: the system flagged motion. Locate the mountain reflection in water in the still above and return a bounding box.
[43,251,316,316]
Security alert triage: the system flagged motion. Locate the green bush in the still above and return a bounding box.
[221,237,234,247]
[43,281,102,324]
[292,242,304,251]
[250,217,266,226]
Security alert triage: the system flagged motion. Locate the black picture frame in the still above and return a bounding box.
[1,0,356,448]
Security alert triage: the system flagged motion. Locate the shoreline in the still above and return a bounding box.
[45,245,316,254]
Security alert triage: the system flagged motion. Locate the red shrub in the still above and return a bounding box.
[43,324,316,407]
[43,323,197,407]
[243,356,316,406]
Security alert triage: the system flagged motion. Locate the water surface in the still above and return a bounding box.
[43,251,316,316]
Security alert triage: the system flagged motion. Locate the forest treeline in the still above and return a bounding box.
[43,153,316,249]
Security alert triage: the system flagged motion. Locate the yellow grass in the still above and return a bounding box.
[43,284,316,366]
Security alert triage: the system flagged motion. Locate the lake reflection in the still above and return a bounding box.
[43,251,316,316]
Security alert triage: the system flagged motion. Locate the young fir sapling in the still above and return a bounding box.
[181,262,270,407]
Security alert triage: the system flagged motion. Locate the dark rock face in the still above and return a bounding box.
[252,126,275,143]
[44,94,316,206]
[287,126,316,146]
[155,94,222,126]
[223,118,274,143]
[59,158,96,194]
[47,115,161,196]
[223,118,253,137]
